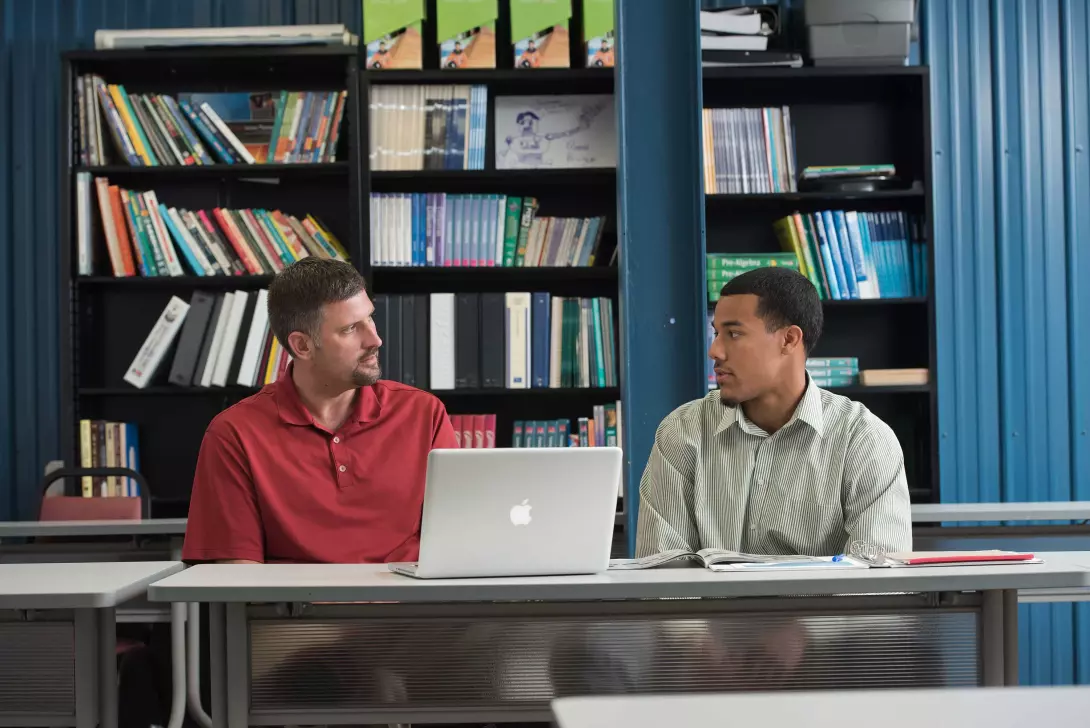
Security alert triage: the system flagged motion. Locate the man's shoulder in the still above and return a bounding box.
[372,379,447,412]
[657,390,722,436]
[817,387,900,446]
[205,386,279,438]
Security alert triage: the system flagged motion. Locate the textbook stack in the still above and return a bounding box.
[806,357,859,388]
[706,253,799,301]
[514,401,620,449]
[369,193,607,268]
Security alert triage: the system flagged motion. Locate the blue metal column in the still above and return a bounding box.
[615,0,707,555]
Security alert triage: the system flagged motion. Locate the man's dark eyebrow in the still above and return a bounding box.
[717,319,744,328]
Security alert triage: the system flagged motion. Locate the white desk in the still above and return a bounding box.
[552,685,1090,728]
[0,561,183,728]
[0,518,188,539]
[147,553,1090,727]
[0,520,205,728]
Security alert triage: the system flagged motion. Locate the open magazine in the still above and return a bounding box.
[608,548,859,571]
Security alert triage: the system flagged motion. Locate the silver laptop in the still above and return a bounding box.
[388,447,622,579]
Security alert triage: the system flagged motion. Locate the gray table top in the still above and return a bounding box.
[0,561,184,609]
[0,518,188,538]
[146,551,1090,604]
[551,685,1090,728]
[911,501,1090,522]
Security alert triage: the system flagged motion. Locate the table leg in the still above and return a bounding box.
[1003,588,1020,685]
[188,602,213,728]
[98,607,118,728]
[73,609,98,728]
[209,603,228,728]
[980,589,1005,686]
[225,603,248,728]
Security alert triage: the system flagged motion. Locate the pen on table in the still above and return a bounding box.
[832,554,845,562]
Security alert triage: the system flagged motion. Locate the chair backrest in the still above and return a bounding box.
[38,467,153,521]
[39,495,143,521]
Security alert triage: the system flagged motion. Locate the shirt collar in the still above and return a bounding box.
[713,372,825,438]
[275,360,381,428]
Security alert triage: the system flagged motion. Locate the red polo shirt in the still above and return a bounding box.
[182,366,458,564]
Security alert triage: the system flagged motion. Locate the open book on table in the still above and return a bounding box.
[608,548,867,572]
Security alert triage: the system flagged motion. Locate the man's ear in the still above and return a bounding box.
[287,331,313,360]
[782,325,804,355]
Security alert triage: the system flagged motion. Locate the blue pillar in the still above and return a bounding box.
[615,0,707,555]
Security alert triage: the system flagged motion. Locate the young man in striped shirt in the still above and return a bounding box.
[636,266,912,559]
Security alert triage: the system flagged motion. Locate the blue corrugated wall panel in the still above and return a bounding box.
[924,0,1090,686]
[0,1,361,521]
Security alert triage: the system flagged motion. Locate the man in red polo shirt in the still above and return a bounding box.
[182,257,458,564]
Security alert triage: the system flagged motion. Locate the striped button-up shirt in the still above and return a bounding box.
[635,377,912,558]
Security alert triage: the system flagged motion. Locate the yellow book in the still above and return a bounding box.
[107,85,153,165]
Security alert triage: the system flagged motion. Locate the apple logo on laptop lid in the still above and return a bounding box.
[509,499,532,526]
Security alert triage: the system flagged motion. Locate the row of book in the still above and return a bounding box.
[77,175,347,277]
[772,210,926,300]
[363,0,613,70]
[124,290,289,390]
[370,193,607,268]
[76,75,345,167]
[704,211,927,302]
[701,106,797,194]
[369,85,486,171]
[77,420,142,498]
[374,292,618,391]
[453,403,621,451]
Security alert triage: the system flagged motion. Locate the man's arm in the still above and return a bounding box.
[634,418,699,557]
[182,426,266,564]
[841,417,913,554]
[431,401,459,449]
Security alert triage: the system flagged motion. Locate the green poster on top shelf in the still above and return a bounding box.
[510,0,572,68]
[437,0,499,69]
[363,0,426,70]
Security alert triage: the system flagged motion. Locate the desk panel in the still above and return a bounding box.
[238,596,981,725]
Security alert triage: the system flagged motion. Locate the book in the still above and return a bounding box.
[368,84,487,171]
[582,0,614,67]
[882,550,1037,567]
[437,0,497,69]
[123,295,190,388]
[609,548,839,571]
[510,0,572,68]
[363,0,424,70]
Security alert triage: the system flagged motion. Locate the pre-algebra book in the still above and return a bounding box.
[363,0,425,70]
[438,0,498,69]
[582,0,613,67]
[510,0,571,68]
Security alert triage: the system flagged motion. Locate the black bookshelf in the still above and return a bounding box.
[59,46,362,514]
[700,65,939,503]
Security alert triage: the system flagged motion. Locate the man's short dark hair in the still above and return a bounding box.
[267,258,366,357]
[720,267,823,354]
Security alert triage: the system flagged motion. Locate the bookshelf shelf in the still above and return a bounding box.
[77,275,275,288]
[372,266,617,294]
[436,387,621,399]
[704,188,924,205]
[702,65,928,82]
[821,297,928,307]
[79,162,350,180]
[827,385,932,395]
[365,68,614,85]
[370,168,615,186]
[78,386,259,397]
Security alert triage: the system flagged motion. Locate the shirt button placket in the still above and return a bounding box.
[332,434,346,486]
